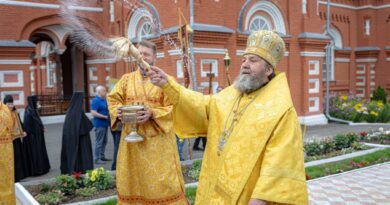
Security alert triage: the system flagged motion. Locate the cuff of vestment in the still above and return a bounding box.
[162,76,180,105]
[251,175,308,205]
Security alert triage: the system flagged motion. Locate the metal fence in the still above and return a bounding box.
[36,95,93,116]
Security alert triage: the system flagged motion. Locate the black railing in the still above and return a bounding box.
[35,95,95,116]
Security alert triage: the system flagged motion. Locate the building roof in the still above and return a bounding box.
[0,40,35,47]
[298,32,330,40]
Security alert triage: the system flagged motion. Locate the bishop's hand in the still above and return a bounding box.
[148,66,168,87]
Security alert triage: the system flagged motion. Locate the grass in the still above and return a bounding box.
[306,148,390,179]
[98,198,117,205]
[185,186,197,204]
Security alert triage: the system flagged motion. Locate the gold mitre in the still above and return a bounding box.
[243,30,285,68]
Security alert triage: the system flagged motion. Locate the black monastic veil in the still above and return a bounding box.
[60,92,94,174]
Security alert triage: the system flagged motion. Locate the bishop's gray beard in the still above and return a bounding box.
[234,73,266,94]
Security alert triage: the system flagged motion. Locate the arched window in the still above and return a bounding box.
[244,1,286,35]
[138,21,153,39]
[249,15,272,32]
[128,8,156,41]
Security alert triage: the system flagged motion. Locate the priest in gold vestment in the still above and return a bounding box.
[0,101,16,204]
[148,30,308,205]
[107,40,187,204]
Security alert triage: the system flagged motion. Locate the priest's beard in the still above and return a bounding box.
[234,70,267,94]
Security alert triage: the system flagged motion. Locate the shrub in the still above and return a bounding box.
[188,160,202,181]
[55,175,78,195]
[372,86,387,104]
[40,183,52,193]
[334,134,350,150]
[75,187,97,197]
[319,137,335,154]
[304,141,322,156]
[36,190,66,205]
[84,167,114,191]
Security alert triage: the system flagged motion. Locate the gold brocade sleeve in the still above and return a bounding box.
[137,97,174,138]
[107,75,127,131]
[162,76,210,138]
[251,108,308,205]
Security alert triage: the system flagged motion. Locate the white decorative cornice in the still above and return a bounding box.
[335,58,350,63]
[300,51,326,57]
[169,48,228,56]
[356,58,377,63]
[236,50,289,57]
[0,59,32,64]
[0,1,103,12]
[157,52,165,59]
[85,58,117,64]
[318,1,390,10]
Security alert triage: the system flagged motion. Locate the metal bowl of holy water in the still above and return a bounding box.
[118,105,145,142]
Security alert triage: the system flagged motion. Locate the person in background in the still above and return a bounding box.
[91,85,111,164]
[60,92,94,174]
[3,95,29,182]
[109,118,121,170]
[23,95,50,176]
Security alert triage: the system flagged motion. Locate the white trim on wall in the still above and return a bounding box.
[0,70,24,87]
[299,114,328,125]
[308,60,320,75]
[169,48,227,56]
[300,52,326,57]
[0,59,32,65]
[0,91,25,105]
[89,67,98,81]
[318,1,390,10]
[356,58,377,63]
[85,59,117,64]
[309,97,320,112]
[0,1,103,12]
[200,59,218,77]
[335,58,351,63]
[157,52,165,59]
[309,78,320,94]
[236,49,289,57]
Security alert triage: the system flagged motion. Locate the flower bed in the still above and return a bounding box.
[304,133,370,162]
[329,93,390,123]
[359,129,390,145]
[24,167,115,205]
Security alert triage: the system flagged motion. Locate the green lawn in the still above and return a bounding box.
[306,148,390,179]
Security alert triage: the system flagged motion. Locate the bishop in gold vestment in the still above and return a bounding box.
[0,102,16,204]
[149,30,308,205]
[107,40,187,205]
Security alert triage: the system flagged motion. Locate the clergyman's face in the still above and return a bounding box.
[138,45,156,66]
[6,102,14,110]
[234,54,273,94]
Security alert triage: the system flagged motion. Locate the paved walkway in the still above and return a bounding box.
[308,162,390,204]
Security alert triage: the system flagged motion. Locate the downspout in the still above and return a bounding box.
[189,0,198,91]
[324,0,350,124]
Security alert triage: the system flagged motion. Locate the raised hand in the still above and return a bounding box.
[148,66,168,87]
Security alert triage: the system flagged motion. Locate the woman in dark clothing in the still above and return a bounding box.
[3,95,29,182]
[23,96,50,176]
[60,92,94,174]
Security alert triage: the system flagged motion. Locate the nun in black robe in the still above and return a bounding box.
[3,95,29,182]
[60,92,94,174]
[23,96,50,176]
